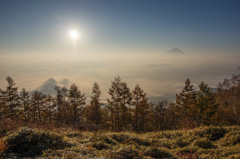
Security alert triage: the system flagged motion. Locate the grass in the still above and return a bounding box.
[0,125,240,158]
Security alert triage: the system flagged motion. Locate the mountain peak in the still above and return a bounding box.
[166,48,185,54]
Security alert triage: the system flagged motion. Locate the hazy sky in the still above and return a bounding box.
[0,0,240,102]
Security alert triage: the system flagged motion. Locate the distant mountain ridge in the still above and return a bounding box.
[166,48,185,54]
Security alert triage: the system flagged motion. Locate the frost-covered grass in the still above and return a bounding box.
[1,125,240,158]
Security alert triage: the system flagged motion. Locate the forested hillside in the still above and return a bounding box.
[0,69,239,132]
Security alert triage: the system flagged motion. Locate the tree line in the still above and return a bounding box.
[0,71,239,132]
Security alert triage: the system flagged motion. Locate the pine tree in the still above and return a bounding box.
[147,102,155,131]
[105,102,115,131]
[54,85,64,125]
[61,86,69,124]
[107,76,122,131]
[195,82,218,125]
[19,88,31,122]
[0,89,5,121]
[101,106,112,131]
[217,69,240,125]
[167,102,180,130]
[43,95,54,124]
[132,84,146,131]
[154,100,169,131]
[31,91,46,122]
[120,82,132,129]
[175,78,196,125]
[69,83,86,124]
[90,82,102,130]
[137,97,149,132]
[0,77,19,120]
[0,94,6,121]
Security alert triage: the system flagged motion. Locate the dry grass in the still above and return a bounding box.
[1,124,240,158]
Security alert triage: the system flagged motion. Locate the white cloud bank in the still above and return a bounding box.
[0,52,239,102]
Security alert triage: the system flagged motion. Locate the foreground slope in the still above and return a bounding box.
[1,125,240,158]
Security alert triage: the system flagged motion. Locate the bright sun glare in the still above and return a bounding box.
[69,30,78,39]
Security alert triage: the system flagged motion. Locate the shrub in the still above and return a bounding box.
[152,139,173,149]
[112,133,129,143]
[219,130,240,146]
[195,126,226,141]
[187,134,199,142]
[127,137,151,146]
[67,132,83,138]
[158,131,172,139]
[175,137,190,147]
[90,132,118,145]
[93,141,109,150]
[104,136,118,145]
[143,147,172,158]
[5,128,71,158]
[112,145,142,159]
[193,138,214,149]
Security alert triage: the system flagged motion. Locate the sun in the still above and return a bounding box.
[69,30,78,39]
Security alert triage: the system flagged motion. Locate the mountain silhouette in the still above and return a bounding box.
[166,48,185,54]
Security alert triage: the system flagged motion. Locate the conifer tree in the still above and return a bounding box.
[132,84,146,131]
[83,104,93,129]
[101,106,112,130]
[0,89,5,121]
[147,102,155,131]
[105,102,115,131]
[54,85,65,125]
[154,100,168,130]
[61,86,69,124]
[31,91,46,122]
[69,83,86,124]
[137,97,149,132]
[175,78,196,124]
[120,82,132,129]
[90,82,102,130]
[167,102,180,130]
[195,82,218,125]
[107,76,122,131]
[44,95,54,124]
[19,88,31,122]
[217,69,240,125]
[0,76,19,120]
[0,94,6,120]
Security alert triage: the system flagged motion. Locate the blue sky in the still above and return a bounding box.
[0,0,240,101]
[1,0,240,54]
